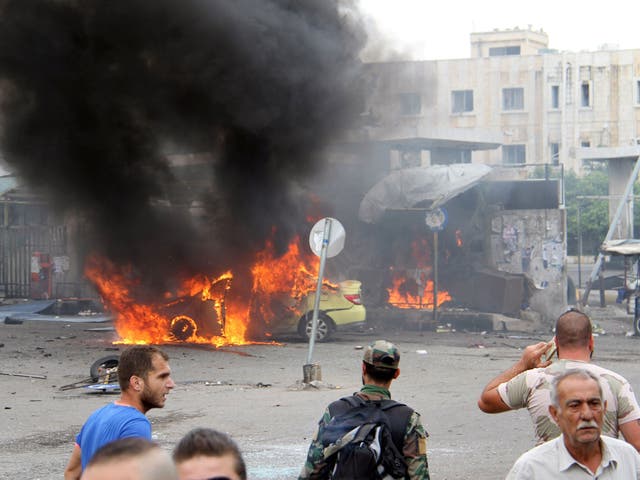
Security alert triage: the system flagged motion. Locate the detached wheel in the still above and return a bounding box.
[299,312,333,342]
[90,355,120,382]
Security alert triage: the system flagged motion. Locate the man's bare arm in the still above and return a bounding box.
[620,419,640,452]
[477,342,550,413]
[64,444,82,480]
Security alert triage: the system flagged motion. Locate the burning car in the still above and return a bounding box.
[268,279,366,342]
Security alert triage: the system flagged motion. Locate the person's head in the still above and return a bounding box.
[173,428,247,480]
[361,340,400,385]
[118,345,175,411]
[81,437,177,480]
[555,309,593,353]
[549,369,606,449]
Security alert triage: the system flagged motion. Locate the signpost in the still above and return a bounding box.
[425,208,447,326]
[304,217,345,383]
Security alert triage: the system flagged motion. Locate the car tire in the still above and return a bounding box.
[299,312,333,342]
[90,355,120,383]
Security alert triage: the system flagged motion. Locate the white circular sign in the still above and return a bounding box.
[309,217,345,258]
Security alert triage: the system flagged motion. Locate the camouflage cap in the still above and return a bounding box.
[363,340,400,369]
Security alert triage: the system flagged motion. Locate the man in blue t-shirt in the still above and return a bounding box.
[64,345,175,479]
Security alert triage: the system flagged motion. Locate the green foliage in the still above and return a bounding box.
[565,170,609,255]
[566,169,640,255]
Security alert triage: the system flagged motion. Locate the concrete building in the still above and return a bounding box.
[361,25,640,175]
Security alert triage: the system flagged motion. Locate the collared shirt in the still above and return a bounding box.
[506,435,640,479]
[498,359,640,445]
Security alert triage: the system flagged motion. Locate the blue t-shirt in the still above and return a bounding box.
[76,402,151,470]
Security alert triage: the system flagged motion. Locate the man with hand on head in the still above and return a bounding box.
[478,309,640,449]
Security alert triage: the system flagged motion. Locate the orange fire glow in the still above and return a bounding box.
[85,234,331,346]
[386,272,451,309]
[386,235,452,309]
[250,236,335,328]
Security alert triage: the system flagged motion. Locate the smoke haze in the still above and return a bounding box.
[0,0,367,297]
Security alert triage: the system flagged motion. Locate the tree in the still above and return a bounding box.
[565,168,640,256]
[565,170,609,256]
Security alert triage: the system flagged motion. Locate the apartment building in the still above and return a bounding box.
[361,26,640,174]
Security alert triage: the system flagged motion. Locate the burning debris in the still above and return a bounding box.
[0,1,368,343]
[86,233,342,345]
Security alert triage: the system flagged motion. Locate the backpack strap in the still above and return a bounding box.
[328,395,414,453]
[379,400,414,452]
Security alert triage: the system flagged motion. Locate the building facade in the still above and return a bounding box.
[362,26,640,174]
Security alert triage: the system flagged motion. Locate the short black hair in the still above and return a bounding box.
[117,345,169,391]
[173,428,246,480]
[364,361,397,382]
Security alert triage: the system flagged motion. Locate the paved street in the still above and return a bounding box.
[1,304,639,479]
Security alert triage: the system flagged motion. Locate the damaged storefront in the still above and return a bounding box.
[349,163,566,331]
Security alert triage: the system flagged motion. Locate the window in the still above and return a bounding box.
[489,46,521,56]
[399,149,421,168]
[451,90,474,113]
[581,82,591,107]
[502,145,526,164]
[502,88,524,110]
[636,80,640,105]
[581,140,591,148]
[399,93,421,115]
[551,85,560,109]
[550,143,560,165]
[431,148,471,165]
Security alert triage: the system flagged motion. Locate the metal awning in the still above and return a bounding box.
[358,164,492,224]
[601,239,640,256]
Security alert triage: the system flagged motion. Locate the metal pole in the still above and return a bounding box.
[577,202,582,288]
[306,218,332,365]
[432,231,439,324]
[582,156,640,305]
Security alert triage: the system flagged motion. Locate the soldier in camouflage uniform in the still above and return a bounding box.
[298,340,430,479]
[478,309,640,450]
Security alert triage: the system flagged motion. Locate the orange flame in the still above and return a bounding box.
[455,229,463,248]
[250,235,336,327]
[386,272,451,309]
[85,234,332,345]
[85,255,245,346]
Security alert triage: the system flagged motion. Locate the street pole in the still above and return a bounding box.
[306,218,332,366]
[577,202,582,288]
[432,230,439,325]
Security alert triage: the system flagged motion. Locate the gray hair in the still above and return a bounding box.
[550,368,603,408]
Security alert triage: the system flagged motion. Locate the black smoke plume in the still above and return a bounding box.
[0,0,367,298]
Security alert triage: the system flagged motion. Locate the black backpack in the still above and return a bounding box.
[321,395,413,480]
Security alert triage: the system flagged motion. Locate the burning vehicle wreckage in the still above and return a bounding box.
[83,234,366,348]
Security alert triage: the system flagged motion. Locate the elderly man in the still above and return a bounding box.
[478,308,640,449]
[506,369,640,478]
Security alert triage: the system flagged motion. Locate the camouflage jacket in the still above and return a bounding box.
[498,359,640,444]
[298,384,430,479]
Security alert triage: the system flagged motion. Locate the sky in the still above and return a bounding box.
[358,0,640,61]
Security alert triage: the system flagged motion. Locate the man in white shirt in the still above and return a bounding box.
[506,369,640,479]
